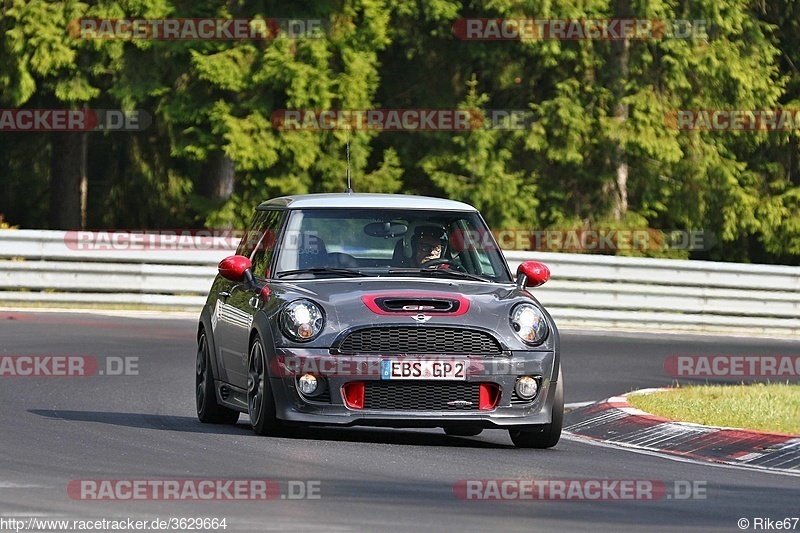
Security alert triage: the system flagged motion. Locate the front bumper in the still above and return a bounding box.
[269,349,558,428]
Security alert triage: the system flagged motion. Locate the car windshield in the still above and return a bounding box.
[273,208,512,282]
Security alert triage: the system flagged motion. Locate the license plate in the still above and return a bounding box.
[381,359,467,380]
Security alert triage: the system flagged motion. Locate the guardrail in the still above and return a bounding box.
[1,230,798,335]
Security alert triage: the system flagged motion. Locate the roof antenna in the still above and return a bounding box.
[344,126,353,193]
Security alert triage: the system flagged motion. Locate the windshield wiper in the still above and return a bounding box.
[386,268,491,282]
[276,267,368,278]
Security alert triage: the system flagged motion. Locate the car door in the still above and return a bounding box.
[213,211,267,387]
[215,209,285,390]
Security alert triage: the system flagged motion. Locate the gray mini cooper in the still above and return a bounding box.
[196,193,563,448]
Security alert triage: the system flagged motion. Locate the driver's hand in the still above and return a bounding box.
[416,241,443,265]
[421,252,440,264]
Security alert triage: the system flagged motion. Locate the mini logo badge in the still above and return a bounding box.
[447,400,473,407]
[411,313,432,323]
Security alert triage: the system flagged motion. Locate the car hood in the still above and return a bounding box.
[266,277,556,352]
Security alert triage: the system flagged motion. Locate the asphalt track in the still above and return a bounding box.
[0,311,798,532]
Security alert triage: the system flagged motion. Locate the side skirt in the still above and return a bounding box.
[214,381,248,413]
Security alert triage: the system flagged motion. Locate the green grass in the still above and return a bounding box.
[626,383,800,435]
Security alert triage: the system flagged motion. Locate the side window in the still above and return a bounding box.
[236,211,269,257]
[250,209,285,278]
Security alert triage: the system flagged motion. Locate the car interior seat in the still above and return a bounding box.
[297,233,328,269]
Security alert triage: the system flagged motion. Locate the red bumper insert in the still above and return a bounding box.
[479,383,500,410]
[342,382,365,409]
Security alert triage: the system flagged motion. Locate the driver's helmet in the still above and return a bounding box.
[413,224,447,244]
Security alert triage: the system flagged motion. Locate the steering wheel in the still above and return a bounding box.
[420,258,466,272]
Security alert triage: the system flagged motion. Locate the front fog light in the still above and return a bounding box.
[298,374,318,394]
[515,376,539,400]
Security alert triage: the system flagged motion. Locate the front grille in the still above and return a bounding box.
[362,381,481,411]
[338,327,502,355]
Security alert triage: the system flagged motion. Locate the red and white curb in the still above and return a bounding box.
[564,389,800,473]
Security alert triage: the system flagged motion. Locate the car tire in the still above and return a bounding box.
[196,330,240,425]
[508,370,564,449]
[247,336,285,437]
[444,426,484,437]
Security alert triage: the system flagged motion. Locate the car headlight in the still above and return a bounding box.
[280,300,325,342]
[510,303,548,345]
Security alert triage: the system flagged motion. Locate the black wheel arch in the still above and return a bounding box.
[198,305,223,384]
[542,306,561,383]
[250,309,279,377]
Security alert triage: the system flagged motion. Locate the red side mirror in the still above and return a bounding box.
[218,255,253,282]
[516,261,550,288]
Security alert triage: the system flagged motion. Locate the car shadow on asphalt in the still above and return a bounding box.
[28,409,252,435]
[28,409,516,448]
[276,425,515,449]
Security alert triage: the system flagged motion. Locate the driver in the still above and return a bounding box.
[413,225,447,266]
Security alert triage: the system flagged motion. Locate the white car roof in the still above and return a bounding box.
[258,193,478,212]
